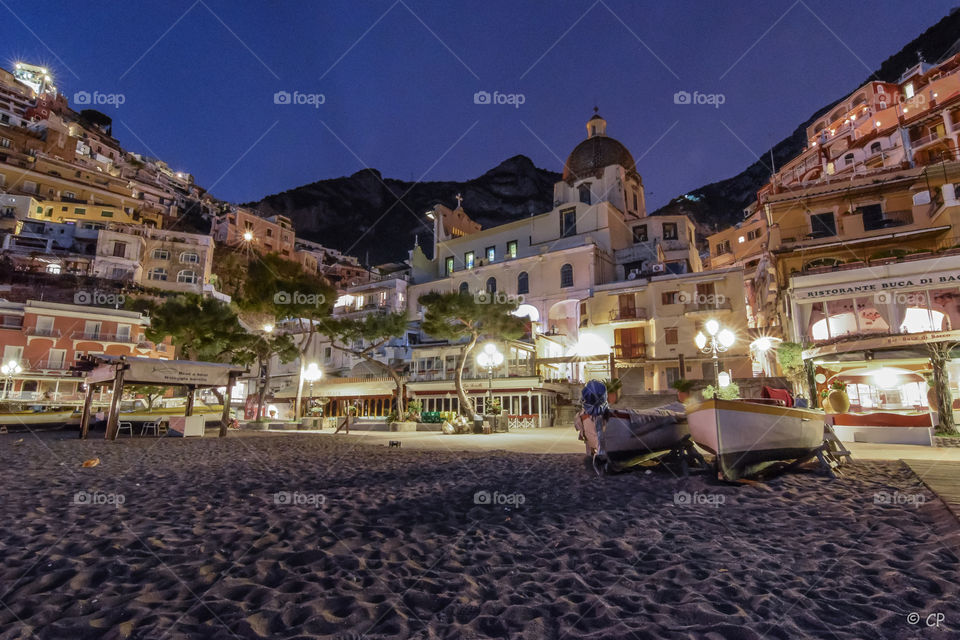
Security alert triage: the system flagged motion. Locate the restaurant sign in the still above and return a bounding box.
[803,329,960,359]
[794,269,960,300]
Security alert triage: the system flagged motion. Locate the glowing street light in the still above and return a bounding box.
[302,363,323,417]
[476,342,504,415]
[263,324,274,334]
[1,360,23,400]
[242,231,254,242]
[696,320,735,388]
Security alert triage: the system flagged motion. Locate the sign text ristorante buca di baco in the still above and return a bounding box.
[794,270,960,300]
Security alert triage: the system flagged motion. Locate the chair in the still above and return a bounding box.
[117,421,133,437]
[141,419,162,437]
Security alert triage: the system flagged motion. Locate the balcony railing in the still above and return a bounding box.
[71,331,135,343]
[911,131,947,149]
[30,359,70,370]
[862,209,913,231]
[27,327,61,338]
[608,307,649,322]
[613,344,646,359]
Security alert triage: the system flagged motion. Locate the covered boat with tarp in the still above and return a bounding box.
[574,380,692,473]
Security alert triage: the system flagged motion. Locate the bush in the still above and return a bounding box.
[702,382,740,400]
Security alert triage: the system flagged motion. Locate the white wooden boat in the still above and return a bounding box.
[0,409,78,428]
[577,407,690,472]
[686,399,825,481]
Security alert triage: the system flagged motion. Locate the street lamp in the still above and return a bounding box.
[302,363,322,417]
[695,320,735,387]
[242,231,254,242]
[475,342,503,416]
[1,360,23,400]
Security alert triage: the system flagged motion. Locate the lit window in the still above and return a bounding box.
[464,251,475,269]
[506,240,518,258]
[486,246,495,263]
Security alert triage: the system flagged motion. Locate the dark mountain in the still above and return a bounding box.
[249,155,559,264]
[651,7,960,228]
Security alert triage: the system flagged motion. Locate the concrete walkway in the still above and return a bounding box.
[903,460,960,520]
[267,426,960,460]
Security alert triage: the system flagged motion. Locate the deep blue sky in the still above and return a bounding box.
[3,1,957,210]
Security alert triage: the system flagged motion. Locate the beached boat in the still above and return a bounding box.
[686,398,825,481]
[577,406,690,471]
[0,409,78,429]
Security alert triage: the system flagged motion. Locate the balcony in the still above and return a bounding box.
[71,331,135,343]
[27,327,61,338]
[911,131,947,150]
[30,359,70,370]
[613,343,646,359]
[862,209,913,232]
[608,307,649,323]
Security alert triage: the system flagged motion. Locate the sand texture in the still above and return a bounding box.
[0,432,957,639]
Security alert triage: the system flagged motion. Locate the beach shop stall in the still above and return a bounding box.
[76,355,247,440]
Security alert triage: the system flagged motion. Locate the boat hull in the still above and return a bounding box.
[686,399,824,481]
[601,409,690,467]
[0,410,78,429]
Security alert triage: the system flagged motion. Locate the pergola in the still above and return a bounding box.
[77,355,247,440]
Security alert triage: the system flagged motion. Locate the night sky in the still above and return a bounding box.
[3,1,956,209]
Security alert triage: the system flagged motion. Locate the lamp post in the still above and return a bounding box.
[302,363,322,419]
[1,360,23,400]
[475,342,503,417]
[695,319,736,387]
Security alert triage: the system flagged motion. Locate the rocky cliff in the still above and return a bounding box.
[249,155,559,264]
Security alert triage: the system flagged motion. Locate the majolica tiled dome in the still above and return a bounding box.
[562,111,636,181]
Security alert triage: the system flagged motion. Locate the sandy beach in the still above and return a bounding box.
[0,432,957,639]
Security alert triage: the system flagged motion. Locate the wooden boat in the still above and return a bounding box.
[0,409,78,429]
[586,407,690,471]
[686,398,825,481]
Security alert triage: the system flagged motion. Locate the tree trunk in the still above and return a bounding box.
[455,333,479,417]
[929,342,958,435]
[293,328,316,420]
[256,358,270,421]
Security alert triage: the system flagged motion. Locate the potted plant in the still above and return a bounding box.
[603,378,623,405]
[827,380,850,414]
[671,378,695,402]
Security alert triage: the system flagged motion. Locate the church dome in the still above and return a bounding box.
[562,111,636,182]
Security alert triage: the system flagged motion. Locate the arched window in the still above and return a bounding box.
[560,264,573,288]
[148,267,168,281]
[517,271,529,295]
[870,141,882,155]
[177,270,198,284]
[179,252,199,264]
[458,281,470,294]
[486,277,497,293]
[844,153,855,165]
